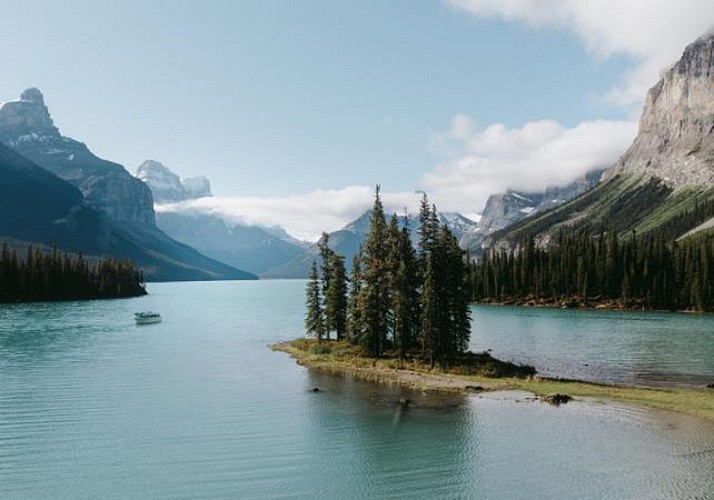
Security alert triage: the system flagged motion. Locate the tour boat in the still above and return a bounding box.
[134,311,161,325]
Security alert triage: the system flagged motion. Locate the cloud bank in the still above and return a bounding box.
[160,113,636,240]
[446,0,714,110]
[423,116,637,212]
[157,186,419,242]
[161,2,714,240]
[424,0,714,212]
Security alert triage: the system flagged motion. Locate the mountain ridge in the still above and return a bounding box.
[138,160,305,274]
[0,88,256,281]
[485,35,714,251]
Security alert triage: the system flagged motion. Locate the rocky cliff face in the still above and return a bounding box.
[0,89,155,225]
[136,160,212,203]
[608,34,714,185]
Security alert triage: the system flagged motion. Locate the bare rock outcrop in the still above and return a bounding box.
[607,34,714,186]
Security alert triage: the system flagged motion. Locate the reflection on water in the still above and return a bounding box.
[0,281,712,499]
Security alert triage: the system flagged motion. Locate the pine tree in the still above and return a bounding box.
[325,254,348,340]
[390,217,420,360]
[305,261,325,343]
[317,232,335,339]
[421,254,438,367]
[443,225,471,357]
[347,253,363,343]
[359,185,390,357]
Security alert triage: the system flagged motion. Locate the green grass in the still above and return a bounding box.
[273,338,714,421]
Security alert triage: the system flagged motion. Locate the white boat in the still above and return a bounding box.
[135,311,161,325]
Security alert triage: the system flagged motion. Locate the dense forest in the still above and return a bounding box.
[306,187,471,367]
[0,244,147,302]
[470,229,714,311]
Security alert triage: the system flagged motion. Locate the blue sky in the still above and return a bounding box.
[1,1,713,239]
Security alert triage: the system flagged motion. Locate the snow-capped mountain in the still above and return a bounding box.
[136,160,212,203]
[460,169,604,253]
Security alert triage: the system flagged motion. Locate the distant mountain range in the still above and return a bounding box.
[5,32,714,282]
[263,211,478,279]
[459,169,604,254]
[0,88,256,281]
[136,160,307,275]
[487,34,714,250]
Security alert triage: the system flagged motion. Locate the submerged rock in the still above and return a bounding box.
[543,394,572,406]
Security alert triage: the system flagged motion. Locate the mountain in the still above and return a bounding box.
[0,142,256,281]
[460,169,603,253]
[606,35,714,186]
[487,34,714,250]
[0,141,98,247]
[264,210,477,279]
[137,159,305,274]
[136,160,212,203]
[154,211,305,275]
[0,88,256,281]
[0,88,154,224]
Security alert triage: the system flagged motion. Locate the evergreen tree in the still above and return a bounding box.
[305,261,325,343]
[359,185,390,357]
[303,186,474,365]
[325,254,348,340]
[390,217,420,360]
[317,232,335,339]
[346,253,363,343]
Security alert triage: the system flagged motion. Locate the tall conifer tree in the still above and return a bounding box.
[305,261,325,343]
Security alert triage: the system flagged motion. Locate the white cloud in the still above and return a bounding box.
[161,2,709,236]
[423,116,637,212]
[160,117,637,238]
[157,186,419,242]
[446,0,714,110]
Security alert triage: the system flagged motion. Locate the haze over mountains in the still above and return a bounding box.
[137,160,307,275]
[0,89,256,281]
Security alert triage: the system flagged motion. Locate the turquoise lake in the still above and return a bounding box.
[1,280,713,499]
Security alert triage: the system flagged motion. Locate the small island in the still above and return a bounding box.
[275,187,714,422]
[273,338,714,421]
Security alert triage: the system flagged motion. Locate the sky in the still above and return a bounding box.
[1,0,713,240]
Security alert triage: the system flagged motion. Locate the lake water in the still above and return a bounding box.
[0,280,712,499]
[471,305,714,387]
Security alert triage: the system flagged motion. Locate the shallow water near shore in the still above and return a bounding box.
[471,304,714,387]
[1,280,713,499]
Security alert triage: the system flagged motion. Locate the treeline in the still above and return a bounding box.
[0,244,147,302]
[470,229,714,311]
[306,187,471,367]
